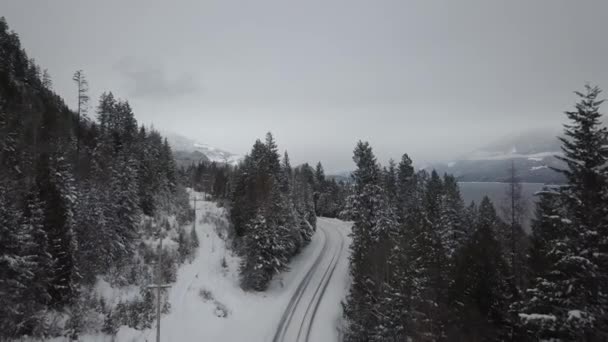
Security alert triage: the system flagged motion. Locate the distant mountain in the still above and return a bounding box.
[327,171,353,183]
[165,132,242,167]
[430,128,566,183]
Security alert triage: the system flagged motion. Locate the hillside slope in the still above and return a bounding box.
[114,194,352,342]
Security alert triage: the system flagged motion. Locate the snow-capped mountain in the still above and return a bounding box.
[165,132,242,166]
[430,128,566,183]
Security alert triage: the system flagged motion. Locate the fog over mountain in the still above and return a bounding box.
[5,0,608,172]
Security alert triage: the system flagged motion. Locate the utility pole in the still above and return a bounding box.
[193,195,197,231]
[148,231,171,342]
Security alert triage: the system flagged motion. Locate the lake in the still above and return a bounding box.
[458,182,550,231]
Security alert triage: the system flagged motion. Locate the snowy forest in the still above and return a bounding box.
[2,9,608,342]
[341,85,608,341]
[0,18,197,338]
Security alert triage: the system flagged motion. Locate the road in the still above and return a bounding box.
[272,218,351,342]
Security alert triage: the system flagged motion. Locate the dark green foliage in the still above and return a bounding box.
[343,141,402,341]
[448,197,512,341]
[0,18,191,339]
[513,86,608,341]
[232,133,322,291]
[343,143,513,342]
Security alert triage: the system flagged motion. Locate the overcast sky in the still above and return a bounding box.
[4,0,608,172]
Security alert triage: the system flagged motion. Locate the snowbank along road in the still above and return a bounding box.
[112,197,352,342]
[272,218,351,342]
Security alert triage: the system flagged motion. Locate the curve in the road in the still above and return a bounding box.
[272,226,329,342]
[272,221,348,342]
[297,226,345,341]
[303,226,346,341]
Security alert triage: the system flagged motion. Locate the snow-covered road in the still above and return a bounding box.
[272,218,351,342]
[114,198,351,342]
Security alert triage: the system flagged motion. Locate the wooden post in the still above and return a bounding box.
[156,237,162,342]
[193,195,197,232]
[148,233,171,342]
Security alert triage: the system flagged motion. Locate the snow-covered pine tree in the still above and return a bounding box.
[528,189,566,276]
[396,153,416,224]
[382,159,398,209]
[449,197,512,341]
[425,170,444,230]
[313,161,325,214]
[37,151,79,306]
[406,184,449,341]
[343,141,401,341]
[438,173,466,260]
[239,213,288,291]
[21,186,54,307]
[514,85,608,340]
[0,185,38,337]
[108,151,140,267]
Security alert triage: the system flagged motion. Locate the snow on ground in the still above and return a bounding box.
[530,165,548,171]
[110,192,352,342]
[306,218,352,342]
[466,150,560,161]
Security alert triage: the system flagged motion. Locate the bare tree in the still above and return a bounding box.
[42,69,52,90]
[501,160,528,291]
[72,70,89,175]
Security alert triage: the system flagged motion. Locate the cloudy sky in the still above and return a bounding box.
[4,0,608,172]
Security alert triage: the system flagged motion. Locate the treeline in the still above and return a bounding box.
[229,134,351,290]
[0,18,193,339]
[182,134,349,290]
[183,154,349,219]
[343,85,608,341]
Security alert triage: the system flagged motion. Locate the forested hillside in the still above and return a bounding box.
[0,17,196,339]
[342,85,608,341]
[182,133,350,291]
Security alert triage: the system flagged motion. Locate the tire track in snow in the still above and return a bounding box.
[272,227,329,342]
[301,225,346,341]
[272,220,348,342]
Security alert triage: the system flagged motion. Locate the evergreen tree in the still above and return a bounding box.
[396,153,416,223]
[343,141,401,341]
[528,189,566,276]
[514,85,608,340]
[0,185,38,337]
[240,213,288,291]
[449,198,512,341]
[406,196,449,341]
[425,170,444,229]
[37,152,79,306]
[439,174,466,259]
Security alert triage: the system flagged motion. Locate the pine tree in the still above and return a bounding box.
[37,152,79,306]
[108,152,140,266]
[514,85,608,340]
[344,141,401,341]
[439,174,466,259]
[383,159,398,208]
[396,153,416,223]
[313,161,326,215]
[0,185,38,337]
[449,198,512,341]
[407,195,449,341]
[425,170,444,229]
[528,189,566,276]
[240,213,288,291]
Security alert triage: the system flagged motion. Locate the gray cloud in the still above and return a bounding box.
[4,0,608,172]
[113,57,199,99]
